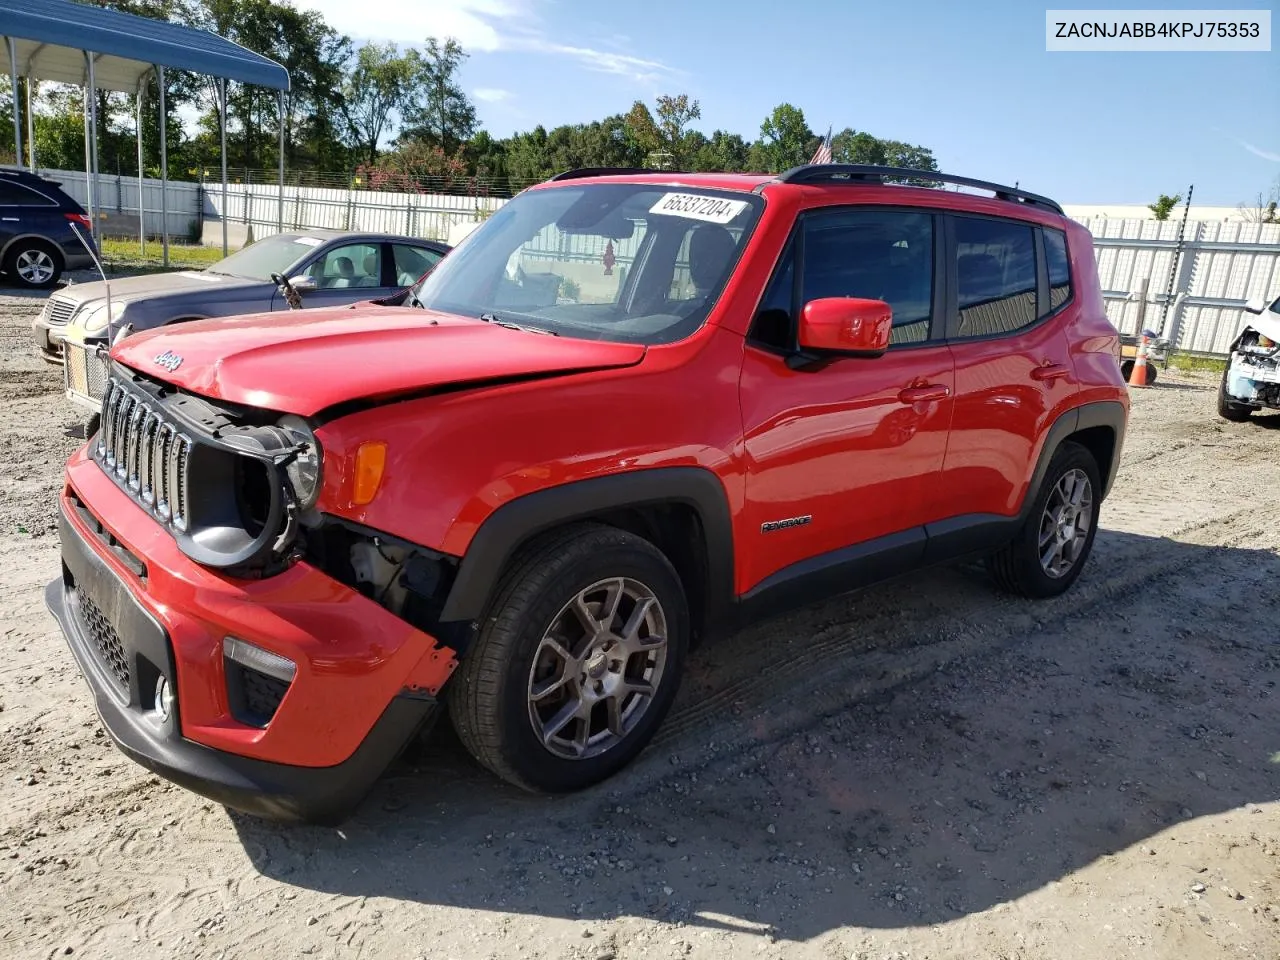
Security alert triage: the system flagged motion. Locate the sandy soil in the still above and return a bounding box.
[0,286,1276,960]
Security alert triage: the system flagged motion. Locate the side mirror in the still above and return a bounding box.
[290,274,318,292]
[1243,294,1279,315]
[797,297,893,359]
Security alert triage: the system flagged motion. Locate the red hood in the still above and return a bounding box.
[110,305,646,416]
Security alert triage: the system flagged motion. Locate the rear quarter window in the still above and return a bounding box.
[1043,227,1073,313]
[0,182,58,206]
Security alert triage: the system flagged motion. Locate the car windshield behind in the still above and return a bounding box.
[207,234,325,281]
[408,183,763,344]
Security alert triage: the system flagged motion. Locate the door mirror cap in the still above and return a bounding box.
[289,274,318,292]
[797,297,893,358]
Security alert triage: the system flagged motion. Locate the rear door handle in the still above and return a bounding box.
[898,384,951,404]
[1031,363,1071,382]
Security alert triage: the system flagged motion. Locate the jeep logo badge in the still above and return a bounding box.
[154,350,183,372]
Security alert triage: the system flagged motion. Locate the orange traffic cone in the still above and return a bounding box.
[1127,331,1151,388]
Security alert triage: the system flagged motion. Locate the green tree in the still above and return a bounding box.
[1148,193,1181,221]
[691,130,750,172]
[754,103,813,173]
[400,38,478,154]
[341,41,423,164]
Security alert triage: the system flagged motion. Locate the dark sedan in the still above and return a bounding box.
[35,229,450,415]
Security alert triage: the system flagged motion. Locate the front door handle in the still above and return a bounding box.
[1031,362,1071,382]
[898,384,951,404]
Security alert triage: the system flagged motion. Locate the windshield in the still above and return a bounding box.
[207,233,324,281]
[408,183,763,344]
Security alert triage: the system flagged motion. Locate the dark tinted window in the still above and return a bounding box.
[0,181,57,206]
[748,239,796,350]
[1043,227,1072,313]
[392,244,443,286]
[801,210,935,345]
[954,217,1037,337]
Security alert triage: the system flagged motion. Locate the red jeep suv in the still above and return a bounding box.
[46,165,1129,823]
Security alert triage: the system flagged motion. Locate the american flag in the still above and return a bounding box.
[809,126,833,164]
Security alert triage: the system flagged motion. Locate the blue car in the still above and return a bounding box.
[0,168,98,289]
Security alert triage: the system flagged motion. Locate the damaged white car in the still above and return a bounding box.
[1219,293,1280,422]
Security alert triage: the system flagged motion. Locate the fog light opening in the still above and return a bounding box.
[222,636,297,684]
[153,674,174,722]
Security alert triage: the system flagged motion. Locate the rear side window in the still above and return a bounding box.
[392,244,443,286]
[1043,227,1072,313]
[0,182,57,206]
[954,217,1037,337]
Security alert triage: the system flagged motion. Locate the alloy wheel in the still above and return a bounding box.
[16,248,56,285]
[526,577,668,760]
[1038,467,1094,578]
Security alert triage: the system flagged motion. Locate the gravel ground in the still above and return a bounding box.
[0,286,1276,960]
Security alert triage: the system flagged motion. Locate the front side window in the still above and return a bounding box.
[409,184,763,344]
[304,243,383,289]
[801,209,936,345]
[954,217,1037,337]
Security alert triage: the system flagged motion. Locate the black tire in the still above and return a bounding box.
[1120,359,1133,382]
[1146,363,1158,386]
[1217,367,1253,422]
[448,522,689,793]
[987,440,1101,599]
[3,240,63,290]
[85,412,101,439]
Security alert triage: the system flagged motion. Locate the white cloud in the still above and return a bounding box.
[473,88,513,102]
[295,0,526,53]
[294,0,676,85]
[521,40,677,84]
[1240,139,1280,162]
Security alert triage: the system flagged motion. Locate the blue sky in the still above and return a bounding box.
[297,0,1280,206]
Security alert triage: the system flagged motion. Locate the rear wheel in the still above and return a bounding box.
[448,523,689,792]
[1217,367,1253,422]
[988,441,1101,598]
[4,240,63,289]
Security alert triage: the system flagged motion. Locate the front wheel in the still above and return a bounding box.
[1217,366,1253,422]
[448,523,689,793]
[987,441,1101,598]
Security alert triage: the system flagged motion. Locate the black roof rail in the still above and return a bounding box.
[772,164,1064,215]
[548,167,676,182]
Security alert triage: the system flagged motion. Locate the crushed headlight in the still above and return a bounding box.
[276,414,323,509]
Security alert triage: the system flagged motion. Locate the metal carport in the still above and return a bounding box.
[1,0,290,263]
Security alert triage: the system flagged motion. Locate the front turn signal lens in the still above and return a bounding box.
[352,441,387,506]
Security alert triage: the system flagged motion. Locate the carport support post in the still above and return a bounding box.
[84,51,100,248]
[6,38,21,170]
[158,65,169,268]
[277,90,285,231]
[25,73,35,169]
[136,75,146,257]
[218,77,228,257]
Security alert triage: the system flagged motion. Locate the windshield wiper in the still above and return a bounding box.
[479,313,559,336]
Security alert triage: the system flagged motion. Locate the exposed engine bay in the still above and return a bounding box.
[1224,311,1280,412]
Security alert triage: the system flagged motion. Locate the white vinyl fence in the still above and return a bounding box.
[30,168,1280,356]
[1082,217,1280,355]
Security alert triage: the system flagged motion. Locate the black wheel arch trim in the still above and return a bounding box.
[1024,400,1126,513]
[437,466,735,626]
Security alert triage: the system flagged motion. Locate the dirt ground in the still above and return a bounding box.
[0,284,1276,960]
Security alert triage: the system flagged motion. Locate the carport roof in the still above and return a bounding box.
[0,0,289,91]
